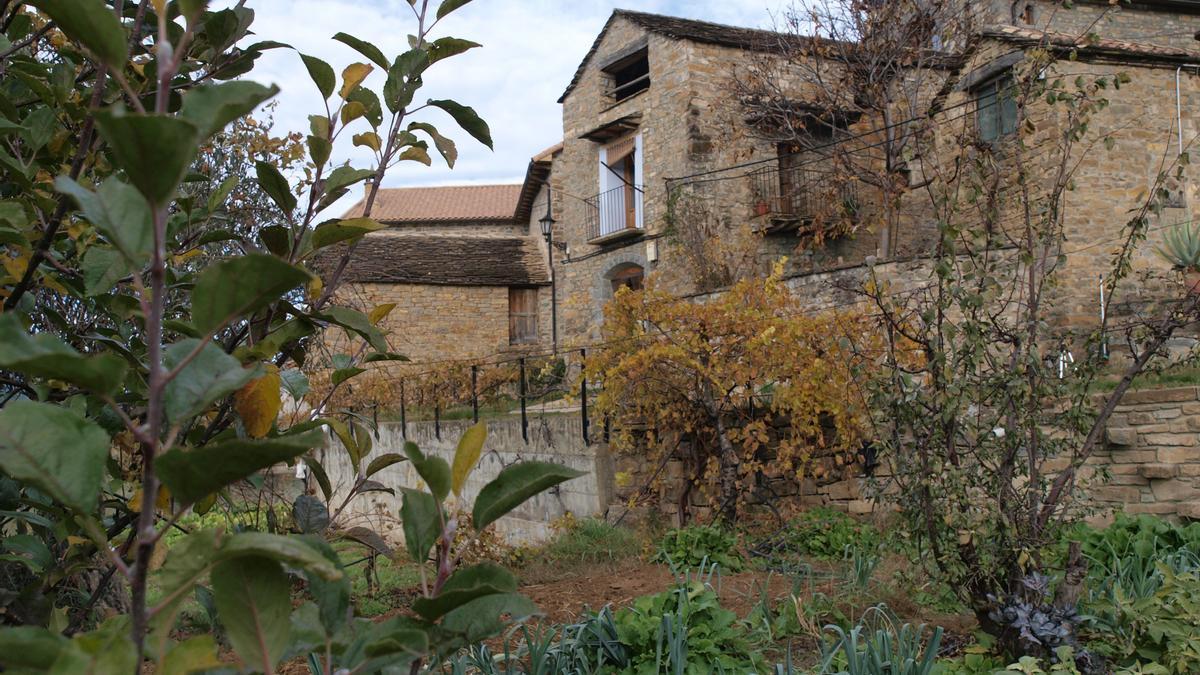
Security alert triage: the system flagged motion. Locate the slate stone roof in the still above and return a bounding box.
[341,184,522,224]
[315,233,550,287]
[559,10,795,103]
[982,24,1200,65]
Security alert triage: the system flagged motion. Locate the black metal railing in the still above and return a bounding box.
[585,184,645,242]
[748,165,859,223]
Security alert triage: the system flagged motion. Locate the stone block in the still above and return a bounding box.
[1093,486,1142,503]
[847,499,874,514]
[1127,412,1157,425]
[1144,433,1197,447]
[1178,502,1200,520]
[1120,388,1199,405]
[1125,503,1180,516]
[1106,427,1137,447]
[1151,478,1199,502]
[824,480,857,501]
[1139,463,1181,479]
[1159,447,1199,463]
[1111,450,1158,464]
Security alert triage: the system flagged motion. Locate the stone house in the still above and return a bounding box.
[524,4,1200,348]
[324,184,552,364]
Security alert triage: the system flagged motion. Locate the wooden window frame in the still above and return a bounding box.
[508,287,539,345]
[975,74,1018,144]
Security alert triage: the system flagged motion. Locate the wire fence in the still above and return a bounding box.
[379,348,606,447]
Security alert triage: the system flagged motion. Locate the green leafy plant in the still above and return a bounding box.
[613,580,765,674]
[0,1,590,672]
[818,608,943,675]
[654,524,745,573]
[1157,221,1200,271]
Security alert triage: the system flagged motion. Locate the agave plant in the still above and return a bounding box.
[1157,221,1200,271]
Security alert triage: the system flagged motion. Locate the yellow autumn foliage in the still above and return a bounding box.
[235,365,282,438]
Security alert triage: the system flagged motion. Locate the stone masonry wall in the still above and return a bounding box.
[334,282,551,364]
[320,415,613,544]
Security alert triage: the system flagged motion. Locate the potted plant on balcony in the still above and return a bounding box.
[1158,221,1200,294]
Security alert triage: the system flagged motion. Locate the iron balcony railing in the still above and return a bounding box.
[748,164,859,224]
[585,184,645,242]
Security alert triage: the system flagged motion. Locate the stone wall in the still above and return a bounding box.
[1096,386,1200,520]
[332,282,552,365]
[319,414,614,545]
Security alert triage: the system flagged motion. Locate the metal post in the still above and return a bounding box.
[519,357,528,443]
[471,365,479,424]
[400,380,407,439]
[580,349,589,445]
[434,401,441,441]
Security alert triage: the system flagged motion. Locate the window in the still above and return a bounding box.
[508,288,538,345]
[595,133,643,238]
[604,48,649,102]
[609,264,644,295]
[975,75,1018,143]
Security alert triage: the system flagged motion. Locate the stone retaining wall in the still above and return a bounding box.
[321,415,614,545]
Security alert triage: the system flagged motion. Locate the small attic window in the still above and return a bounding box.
[604,47,649,102]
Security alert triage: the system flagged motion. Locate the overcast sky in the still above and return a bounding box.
[218,1,784,194]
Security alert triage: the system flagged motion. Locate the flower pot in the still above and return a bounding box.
[754,202,770,217]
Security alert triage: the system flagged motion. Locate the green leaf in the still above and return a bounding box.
[254,160,297,214]
[0,401,108,513]
[440,593,537,644]
[29,0,128,69]
[81,246,130,296]
[292,494,330,533]
[332,367,366,386]
[157,431,323,504]
[220,532,342,580]
[179,81,279,140]
[338,526,394,557]
[280,369,309,400]
[307,135,332,166]
[56,177,152,266]
[211,556,291,674]
[0,313,128,395]
[310,217,387,251]
[473,461,584,532]
[94,111,200,206]
[0,626,68,670]
[451,423,486,496]
[147,529,222,654]
[412,562,515,620]
[435,0,475,20]
[347,86,383,128]
[320,306,389,352]
[409,122,458,168]
[50,616,136,675]
[163,339,259,423]
[297,537,350,636]
[404,442,451,502]
[365,453,407,478]
[191,254,311,334]
[300,54,336,99]
[398,145,431,166]
[304,455,333,502]
[427,37,480,65]
[401,488,440,564]
[159,635,221,675]
[259,224,289,257]
[332,33,389,69]
[427,99,492,149]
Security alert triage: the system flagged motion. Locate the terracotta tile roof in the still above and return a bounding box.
[341,184,522,224]
[314,233,550,287]
[982,24,1200,64]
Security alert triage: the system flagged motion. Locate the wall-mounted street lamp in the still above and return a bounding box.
[539,193,559,352]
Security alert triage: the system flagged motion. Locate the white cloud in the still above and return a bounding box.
[215,0,782,197]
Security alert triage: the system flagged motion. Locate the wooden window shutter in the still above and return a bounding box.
[509,288,538,345]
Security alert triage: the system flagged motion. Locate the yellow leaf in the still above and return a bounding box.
[368,303,397,325]
[307,276,324,302]
[151,0,167,14]
[353,132,382,153]
[339,63,373,99]
[398,146,431,166]
[130,485,171,513]
[234,365,282,438]
[340,101,366,125]
[450,422,487,496]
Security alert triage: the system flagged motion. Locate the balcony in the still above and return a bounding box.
[748,164,859,234]
[585,184,645,243]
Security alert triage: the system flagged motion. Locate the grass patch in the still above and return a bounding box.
[517,518,642,584]
[1091,364,1200,391]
